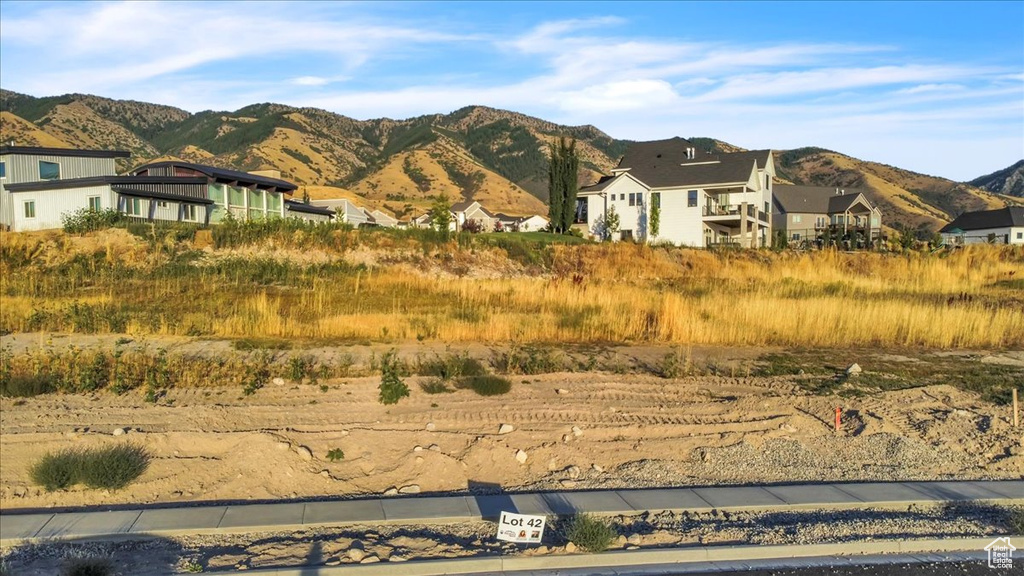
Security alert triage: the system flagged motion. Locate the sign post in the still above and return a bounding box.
[496,511,547,544]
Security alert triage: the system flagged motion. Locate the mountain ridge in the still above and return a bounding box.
[1,89,1019,225]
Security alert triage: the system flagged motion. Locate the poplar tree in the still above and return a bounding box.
[547,137,579,234]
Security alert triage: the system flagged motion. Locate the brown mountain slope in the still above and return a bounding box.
[351,135,547,217]
[0,112,70,147]
[777,149,1020,229]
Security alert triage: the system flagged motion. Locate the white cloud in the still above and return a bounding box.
[1,3,1020,180]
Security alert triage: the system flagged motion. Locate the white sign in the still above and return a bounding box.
[496,511,546,543]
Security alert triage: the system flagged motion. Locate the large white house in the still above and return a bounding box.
[577,138,774,247]
[940,206,1024,245]
[1,146,213,231]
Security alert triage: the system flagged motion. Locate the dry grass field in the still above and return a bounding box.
[1,223,1021,349]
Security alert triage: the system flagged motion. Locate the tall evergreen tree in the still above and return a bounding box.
[547,137,579,234]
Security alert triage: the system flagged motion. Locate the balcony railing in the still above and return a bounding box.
[703,205,767,221]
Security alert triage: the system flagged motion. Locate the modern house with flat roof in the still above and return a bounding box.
[130,161,298,223]
[577,138,774,247]
[1,146,212,231]
[772,185,882,248]
[940,206,1024,245]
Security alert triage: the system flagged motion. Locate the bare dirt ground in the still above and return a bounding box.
[1,367,1021,511]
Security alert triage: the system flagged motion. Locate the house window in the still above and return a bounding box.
[1017,232,1023,240]
[688,190,698,207]
[574,198,588,224]
[0,161,6,179]
[792,233,801,240]
[125,197,142,216]
[23,201,36,219]
[628,193,636,207]
[816,217,826,228]
[182,204,199,222]
[793,215,802,223]
[39,161,60,180]
[88,196,102,211]
[157,201,168,209]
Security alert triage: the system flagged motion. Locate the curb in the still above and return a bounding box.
[202,535,1021,575]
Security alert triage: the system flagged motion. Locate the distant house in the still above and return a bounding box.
[364,208,399,228]
[131,161,298,223]
[1,146,212,231]
[284,199,334,222]
[577,138,774,247]
[493,212,549,232]
[772,185,882,248]
[940,206,1024,245]
[451,200,497,232]
[311,198,371,226]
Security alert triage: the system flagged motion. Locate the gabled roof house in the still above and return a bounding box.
[578,138,774,247]
[772,185,882,248]
[940,206,1024,245]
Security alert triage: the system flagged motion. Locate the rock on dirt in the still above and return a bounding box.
[498,424,515,434]
[399,484,421,494]
[296,446,313,461]
[112,428,126,436]
[846,363,862,376]
[515,450,528,464]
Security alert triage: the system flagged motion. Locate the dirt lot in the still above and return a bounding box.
[1,358,1021,511]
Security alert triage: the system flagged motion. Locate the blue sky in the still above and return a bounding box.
[1,1,1021,181]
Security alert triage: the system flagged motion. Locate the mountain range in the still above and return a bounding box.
[1,89,1020,228]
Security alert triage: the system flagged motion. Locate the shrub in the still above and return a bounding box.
[62,208,126,235]
[378,350,410,405]
[242,350,272,396]
[326,448,345,461]
[564,514,616,553]
[419,379,454,394]
[31,444,149,491]
[78,444,150,490]
[458,374,512,396]
[417,352,485,381]
[1,373,58,397]
[30,448,80,491]
[1007,506,1024,533]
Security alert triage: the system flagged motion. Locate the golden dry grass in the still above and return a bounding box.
[2,228,1022,349]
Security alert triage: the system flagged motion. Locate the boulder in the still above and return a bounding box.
[384,487,399,496]
[426,422,436,431]
[399,484,421,494]
[515,449,528,464]
[346,549,367,562]
[571,426,583,437]
[565,542,577,553]
[272,377,285,386]
[846,363,862,376]
[112,428,127,436]
[498,424,515,435]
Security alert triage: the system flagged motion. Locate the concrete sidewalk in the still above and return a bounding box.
[1,480,1021,545]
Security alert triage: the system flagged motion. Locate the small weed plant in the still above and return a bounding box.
[457,374,512,396]
[564,514,616,553]
[326,448,345,461]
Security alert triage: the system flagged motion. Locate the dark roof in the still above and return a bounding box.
[940,206,1024,233]
[284,200,334,217]
[580,175,616,192]
[773,185,872,214]
[450,200,476,212]
[0,145,131,159]
[616,139,764,188]
[4,175,207,193]
[113,186,214,205]
[132,161,298,192]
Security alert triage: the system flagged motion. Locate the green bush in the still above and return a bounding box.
[417,353,485,381]
[1,373,58,397]
[78,444,150,490]
[31,444,149,492]
[458,374,512,396]
[62,208,127,234]
[61,557,113,576]
[564,514,616,553]
[419,379,454,394]
[30,448,80,491]
[378,350,410,405]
